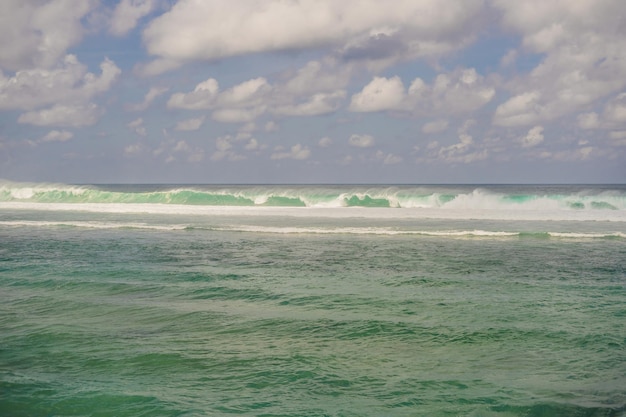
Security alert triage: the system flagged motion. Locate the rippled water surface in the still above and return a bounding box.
[1,184,625,416]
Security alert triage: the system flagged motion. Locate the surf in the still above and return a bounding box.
[1,181,625,222]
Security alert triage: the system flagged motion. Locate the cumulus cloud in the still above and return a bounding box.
[421,119,488,163]
[167,60,349,122]
[375,150,403,165]
[127,117,146,136]
[274,91,346,116]
[349,68,494,116]
[422,119,449,134]
[0,0,94,71]
[608,131,626,146]
[172,140,190,152]
[167,78,219,110]
[212,107,266,124]
[167,77,271,119]
[141,0,483,74]
[264,121,279,132]
[577,93,626,130]
[271,144,311,160]
[40,130,74,143]
[279,60,351,97]
[603,93,626,124]
[219,78,271,107]
[577,112,600,130]
[110,0,157,36]
[349,76,405,112]
[210,133,258,161]
[0,55,121,111]
[521,126,544,148]
[492,0,626,127]
[127,86,169,111]
[175,117,205,131]
[124,143,145,157]
[349,134,375,148]
[18,103,101,127]
[493,91,542,127]
[244,138,260,151]
[319,137,333,147]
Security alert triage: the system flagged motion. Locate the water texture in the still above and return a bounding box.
[1,183,625,416]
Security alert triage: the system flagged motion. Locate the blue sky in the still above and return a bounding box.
[0,0,625,184]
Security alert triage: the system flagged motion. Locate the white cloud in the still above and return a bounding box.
[280,60,351,96]
[422,119,449,134]
[124,143,144,157]
[521,126,544,148]
[127,86,169,111]
[271,144,311,160]
[210,132,259,161]
[175,117,205,131]
[188,151,204,162]
[608,131,626,146]
[127,117,146,136]
[110,0,157,36]
[40,130,73,143]
[127,118,143,128]
[0,55,121,111]
[375,150,403,165]
[349,68,494,116]
[244,138,260,151]
[212,107,265,124]
[141,0,484,74]
[319,137,333,147]
[167,78,219,110]
[173,140,190,152]
[576,93,626,130]
[493,91,542,127]
[349,76,405,112]
[500,49,518,67]
[168,77,270,122]
[274,91,346,116]
[349,134,375,148]
[577,112,600,130]
[0,0,94,71]
[168,61,350,122]
[218,77,271,107]
[604,93,626,124]
[265,121,279,132]
[215,136,233,152]
[426,120,488,163]
[135,58,182,77]
[424,68,495,114]
[18,103,101,127]
[492,0,626,127]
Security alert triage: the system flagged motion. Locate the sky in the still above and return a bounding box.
[0,0,625,184]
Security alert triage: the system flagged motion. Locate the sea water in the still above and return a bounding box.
[1,182,625,417]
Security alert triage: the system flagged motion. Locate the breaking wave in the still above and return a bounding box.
[1,220,624,239]
[1,180,625,211]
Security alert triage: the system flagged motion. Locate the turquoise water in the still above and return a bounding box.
[1,183,625,416]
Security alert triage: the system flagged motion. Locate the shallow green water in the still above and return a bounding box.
[1,184,625,416]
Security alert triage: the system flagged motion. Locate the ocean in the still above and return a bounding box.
[1,182,625,417]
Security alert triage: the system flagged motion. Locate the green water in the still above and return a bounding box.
[1,223,625,416]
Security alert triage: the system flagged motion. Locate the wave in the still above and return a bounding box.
[1,180,625,212]
[1,220,624,239]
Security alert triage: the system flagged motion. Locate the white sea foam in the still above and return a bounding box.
[0,220,187,231]
[547,231,626,239]
[2,218,623,238]
[217,225,521,237]
[2,201,625,222]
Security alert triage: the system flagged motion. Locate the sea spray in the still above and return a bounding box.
[1,181,625,211]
